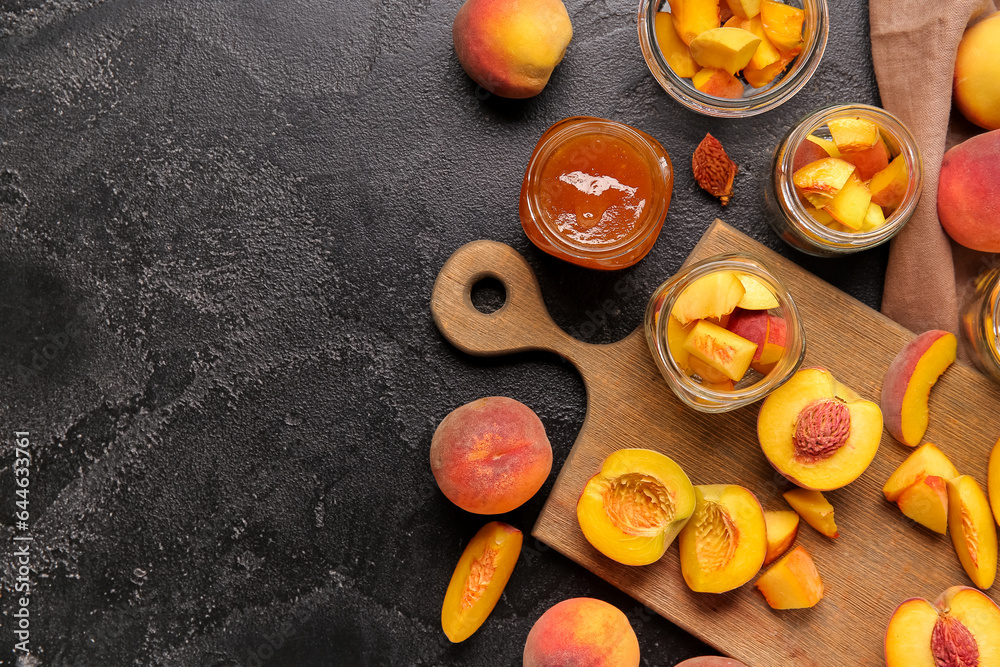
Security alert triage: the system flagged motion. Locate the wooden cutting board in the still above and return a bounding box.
[430,220,1000,666]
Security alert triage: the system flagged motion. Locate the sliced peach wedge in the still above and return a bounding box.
[883,443,959,534]
[870,153,910,211]
[881,330,957,447]
[783,488,838,538]
[755,545,824,609]
[763,509,799,565]
[948,475,997,589]
[441,521,523,642]
[758,368,883,491]
[683,319,758,382]
[884,443,960,501]
[655,12,700,78]
[688,27,761,75]
[885,586,1000,667]
[671,271,746,325]
[678,484,767,593]
[577,449,696,566]
[988,437,1000,525]
[792,157,856,196]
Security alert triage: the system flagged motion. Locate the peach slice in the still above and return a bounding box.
[683,319,758,382]
[688,27,762,75]
[823,172,872,231]
[841,134,891,181]
[731,16,781,70]
[524,598,640,667]
[793,135,833,173]
[881,330,957,447]
[736,274,780,310]
[442,521,522,642]
[793,157,857,196]
[869,153,910,211]
[759,0,804,52]
[806,134,841,158]
[667,315,697,372]
[691,67,745,98]
[861,201,886,232]
[724,0,760,19]
[655,12,700,78]
[742,49,795,88]
[883,443,960,502]
[885,586,1000,667]
[671,0,722,46]
[678,484,767,593]
[763,510,799,565]
[828,117,880,152]
[431,397,553,514]
[687,354,733,385]
[577,449,696,566]
[804,206,835,227]
[988,437,1000,525]
[671,271,745,325]
[948,475,997,589]
[783,488,838,538]
[755,545,824,609]
[758,368,883,491]
[898,475,950,534]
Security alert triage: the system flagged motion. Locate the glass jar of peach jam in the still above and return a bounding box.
[519,117,674,270]
[961,267,1000,384]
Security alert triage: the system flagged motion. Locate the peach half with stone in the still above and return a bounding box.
[885,586,1000,667]
[758,368,883,491]
[678,484,767,593]
[577,449,696,566]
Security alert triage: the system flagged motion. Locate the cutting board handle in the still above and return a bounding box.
[430,240,583,359]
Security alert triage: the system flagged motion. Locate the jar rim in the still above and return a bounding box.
[645,253,806,412]
[522,117,671,262]
[637,0,829,118]
[774,104,923,251]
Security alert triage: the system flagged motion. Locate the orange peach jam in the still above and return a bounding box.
[537,133,654,247]
[520,117,673,270]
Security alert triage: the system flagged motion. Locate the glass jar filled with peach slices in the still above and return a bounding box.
[766,104,923,255]
[961,267,1000,384]
[645,254,805,412]
[638,0,828,117]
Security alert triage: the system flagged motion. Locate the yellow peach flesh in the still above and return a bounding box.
[679,484,767,593]
[828,117,880,152]
[783,487,838,538]
[755,545,823,609]
[671,271,745,325]
[683,319,758,382]
[692,67,745,98]
[989,437,1000,525]
[671,0,722,46]
[823,172,872,231]
[577,449,695,566]
[948,475,997,589]
[736,274,779,310]
[881,331,957,447]
[869,154,909,211]
[655,12,700,78]
[883,443,959,502]
[897,475,949,534]
[724,0,761,19]
[763,510,799,565]
[884,598,939,667]
[793,157,856,195]
[759,0,804,52]
[688,27,762,75]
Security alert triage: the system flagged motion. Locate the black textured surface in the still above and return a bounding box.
[0,1,883,665]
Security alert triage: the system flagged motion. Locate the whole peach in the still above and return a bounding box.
[523,598,640,667]
[430,396,552,514]
[954,11,1000,130]
[452,0,573,99]
[937,129,1000,252]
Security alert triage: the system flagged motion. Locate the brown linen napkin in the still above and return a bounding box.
[869,0,998,349]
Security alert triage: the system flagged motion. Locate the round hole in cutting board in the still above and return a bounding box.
[470,277,506,314]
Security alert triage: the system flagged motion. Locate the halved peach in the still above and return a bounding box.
[671,271,745,325]
[842,135,891,181]
[884,443,960,502]
[881,330,957,447]
[823,172,872,231]
[759,0,804,52]
[755,545,823,609]
[828,117,880,152]
[688,27,761,75]
[577,449,696,566]
[691,67,745,98]
[948,475,997,589]
[758,368,882,491]
[655,12,700,78]
[793,157,857,196]
[442,521,522,642]
[869,154,909,211]
[885,586,1000,667]
[763,510,799,565]
[736,274,779,310]
[783,488,838,538]
[988,437,1000,525]
[524,597,640,667]
[672,0,722,46]
[683,319,758,382]
[679,484,767,593]
[898,475,950,534]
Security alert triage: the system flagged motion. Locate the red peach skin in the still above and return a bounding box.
[937,129,1000,252]
[880,330,956,447]
[524,598,640,667]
